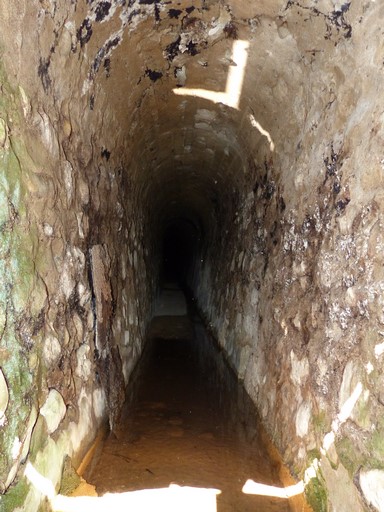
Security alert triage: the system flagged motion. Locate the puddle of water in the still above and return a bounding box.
[86,314,310,512]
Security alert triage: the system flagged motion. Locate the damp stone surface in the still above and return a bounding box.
[0,1,383,511]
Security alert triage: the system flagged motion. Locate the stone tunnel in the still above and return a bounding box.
[0,0,384,510]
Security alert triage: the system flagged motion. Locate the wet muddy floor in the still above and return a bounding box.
[86,295,308,511]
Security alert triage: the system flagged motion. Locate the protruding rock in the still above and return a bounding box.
[360,470,384,512]
[0,368,9,426]
[40,389,67,434]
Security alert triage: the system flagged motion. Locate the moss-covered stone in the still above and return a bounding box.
[0,477,30,512]
[29,415,49,463]
[59,456,81,496]
[33,437,62,494]
[336,437,364,479]
[0,60,47,492]
[307,448,322,463]
[305,473,328,512]
[353,395,371,430]
[368,418,384,469]
[0,336,34,487]
[336,427,384,483]
[312,411,330,435]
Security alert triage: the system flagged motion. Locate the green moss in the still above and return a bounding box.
[59,456,81,496]
[368,423,384,468]
[336,430,384,480]
[0,59,52,499]
[0,327,34,482]
[305,474,328,512]
[2,146,23,199]
[355,398,371,429]
[0,477,30,512]
[336,437,363,478]
[10,239,35,311]
[0,185,9,227]
[312,410,330,435]
[307,449,322,463]
[29,415,49,463]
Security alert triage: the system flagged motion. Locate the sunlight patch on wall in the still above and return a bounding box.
[242,382,364,502]
[242,479,304,498]
[173,40,249,110]
[248,114,275,152]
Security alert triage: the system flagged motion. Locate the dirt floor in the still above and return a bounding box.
[85,296,310,512]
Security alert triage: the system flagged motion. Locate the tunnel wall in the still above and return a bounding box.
[0,1,384,511]
[0,4,155,509]
[192,3,384,511]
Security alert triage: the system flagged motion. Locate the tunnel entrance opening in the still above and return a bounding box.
[160,218,200,288]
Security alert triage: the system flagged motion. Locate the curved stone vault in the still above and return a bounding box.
[0,1,384,510]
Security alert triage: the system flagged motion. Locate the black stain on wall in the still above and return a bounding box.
[77,18,93,47]
[104,58,111,77]
[319,143,350,217]
[284,1,352,40]
[223,22,238,39]
[101,148,111,161]
[169,8,182,18]
[324,145,340,178]
[262,180,276,201]
[165,37,181,61]
[145,68,163,81]
[127,8,141,23]
[90,37,120,80]
[335,197,350,214]
[186,41,199,56]
[95,1,112,21]
[327,2,352,39]
[154,3,160,21]
[38,57,52,92]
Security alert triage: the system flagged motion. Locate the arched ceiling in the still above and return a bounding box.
[1,0,358,239]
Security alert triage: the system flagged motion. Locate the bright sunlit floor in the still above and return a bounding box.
[53,485,220,512]
[25,460,306,512]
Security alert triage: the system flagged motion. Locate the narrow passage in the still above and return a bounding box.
[86,286,305,511]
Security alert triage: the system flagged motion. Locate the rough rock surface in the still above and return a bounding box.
[0,1,383,511]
